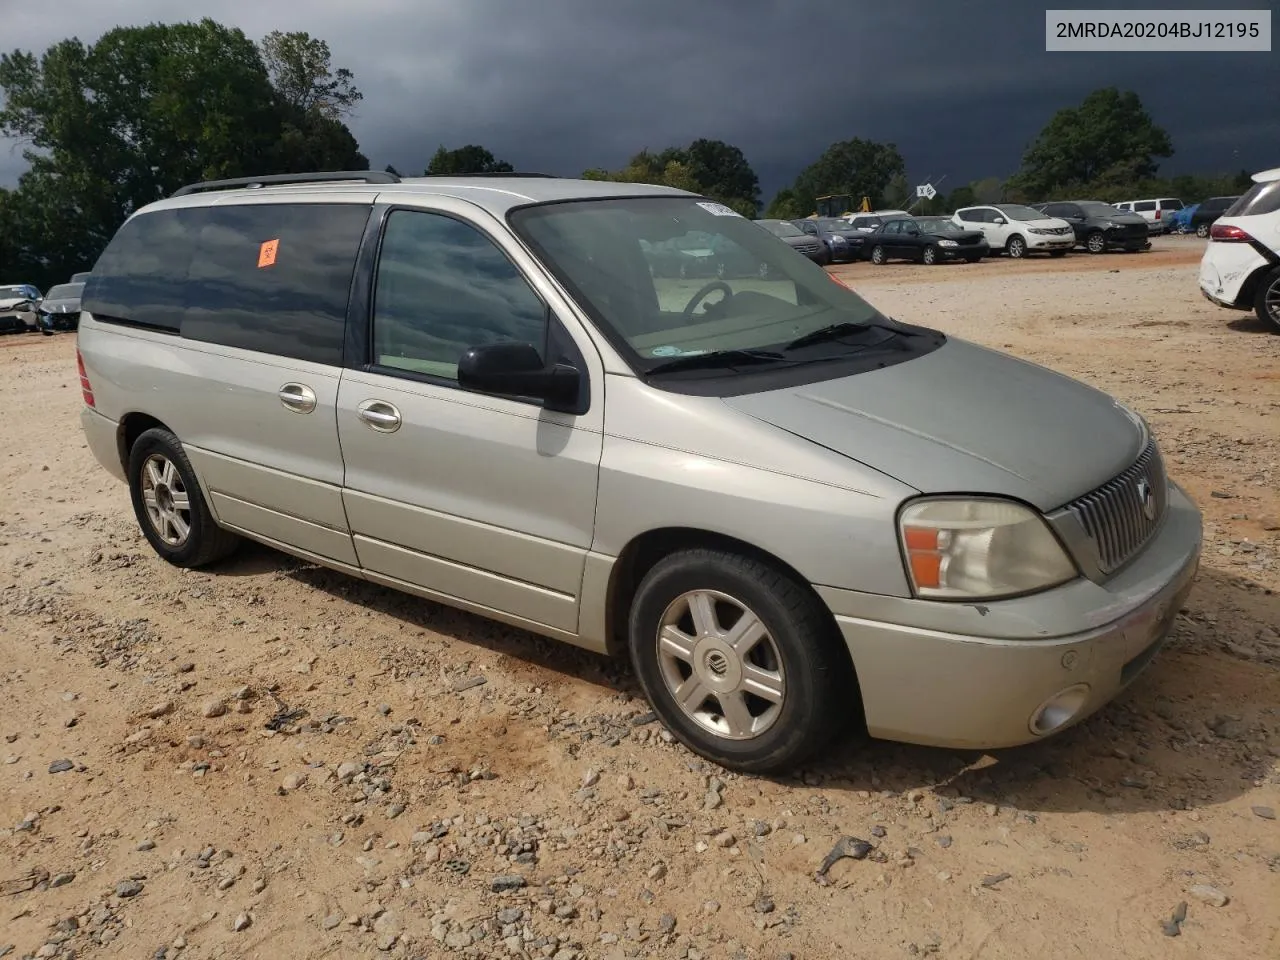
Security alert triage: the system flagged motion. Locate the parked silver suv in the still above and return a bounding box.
[77,171,1202,773]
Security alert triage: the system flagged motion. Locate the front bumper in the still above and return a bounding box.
[820,482,1202,749]
[1026,233,1075,250]
[38,312,79,331]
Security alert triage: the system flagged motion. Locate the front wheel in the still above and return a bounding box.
[128,428,240,567]
[628,549,850,774]
[1085,232,1106,254]
[1006,235,1027,259]
[870,245,887,265]
[921,245,939,266]
[1255,268,1280,334]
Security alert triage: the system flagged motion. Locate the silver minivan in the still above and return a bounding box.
[77,171,1203,773]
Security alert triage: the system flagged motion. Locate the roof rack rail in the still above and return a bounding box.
[420,172,556,179]
[171,170,401,198]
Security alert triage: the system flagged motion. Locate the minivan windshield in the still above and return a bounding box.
[995,204,1053,222]
[509,197,902,374]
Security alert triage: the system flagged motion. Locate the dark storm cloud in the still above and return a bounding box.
[1,0,1275,198]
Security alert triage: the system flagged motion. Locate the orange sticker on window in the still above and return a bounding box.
[257,238,279,268]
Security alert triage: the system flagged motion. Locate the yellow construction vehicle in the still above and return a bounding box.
[810,194,872,218]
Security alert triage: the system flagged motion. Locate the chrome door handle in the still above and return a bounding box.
[357,399,402,433]
[278,382,317,414]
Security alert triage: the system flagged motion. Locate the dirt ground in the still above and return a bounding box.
[2,235,1278,960]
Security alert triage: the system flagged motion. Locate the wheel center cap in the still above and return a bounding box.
[694,638,742,692]
[705,650,730,677]
[155,484,173,512]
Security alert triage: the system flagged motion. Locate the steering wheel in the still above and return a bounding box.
[683,280,734,319]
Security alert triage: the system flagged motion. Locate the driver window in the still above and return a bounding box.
[373,210,547,381]
[883,221,901,235]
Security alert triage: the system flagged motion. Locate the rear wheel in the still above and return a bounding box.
[128,428,240,567]
[1006,235,1027,259]
[1196,222,1210,239]
[1085,232,1106,254]
[628,548,850,774]
[870,245,887,265]
[1255,268,1280,334]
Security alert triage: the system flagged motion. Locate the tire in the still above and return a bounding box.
[870,245,886,265]
[1085,232,1106,254]
[1254,268,1280,334]
[1196,222,1210,239]
[1006,235,1027,259]
[921,245,939,266]
[627,548,850,774]
[127,427,240,567]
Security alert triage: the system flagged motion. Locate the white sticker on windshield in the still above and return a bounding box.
[696,201,743,218]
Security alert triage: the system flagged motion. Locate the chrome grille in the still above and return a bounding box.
[1062,439,1168,574]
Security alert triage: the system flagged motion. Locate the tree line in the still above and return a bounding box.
[0,19,1252,290]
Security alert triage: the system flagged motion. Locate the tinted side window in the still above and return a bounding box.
[882,221,900,235]
[179,203,369,366]
[1134,201,1156,212]
[82,209,198,332]
[956,209,979,223]
[1226,182,1280,218]
[372,210,547,381]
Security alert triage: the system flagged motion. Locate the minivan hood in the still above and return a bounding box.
[722,337,1145,511]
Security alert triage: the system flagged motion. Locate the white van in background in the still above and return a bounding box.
[1115,198,1184,234]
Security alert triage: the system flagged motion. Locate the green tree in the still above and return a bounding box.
[945,185,978,210]
[1012,87,1173,199]
[580,140,760,216]
[0,20,367,288]
[789,138,906,214]
[425,144,514,175]
[259,30,362,120]
[764,188,806,219]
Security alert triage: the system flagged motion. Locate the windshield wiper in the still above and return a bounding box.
[645,348,789,375]
[784,321,895,351]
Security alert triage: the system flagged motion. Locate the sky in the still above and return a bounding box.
[1,0,1276,201]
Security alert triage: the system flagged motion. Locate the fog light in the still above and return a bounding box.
[1028,683,1091,737]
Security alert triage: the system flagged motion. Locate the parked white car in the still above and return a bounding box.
[953,204,1075,258]
[1115,198,1184,235]
[843,210,911,232]
[1198,167,1280,333]
[0,284,42,333]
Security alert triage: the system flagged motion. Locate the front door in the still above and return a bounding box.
[336,204,604,635]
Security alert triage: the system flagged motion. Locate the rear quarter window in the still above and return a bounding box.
[180,202,371,366]
[1133,201,1156,212]
[1225,181,1280,218]
[82,209,199,332]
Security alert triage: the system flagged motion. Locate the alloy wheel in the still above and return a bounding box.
[655,590,785,741]
[140,454,192,547]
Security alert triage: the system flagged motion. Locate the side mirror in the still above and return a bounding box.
[992,216,1007,225]
[457,341,583,413]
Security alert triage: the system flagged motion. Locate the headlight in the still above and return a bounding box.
[1028,227,1052,235]
[937,239,958,247]
[898,498,1077,600]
